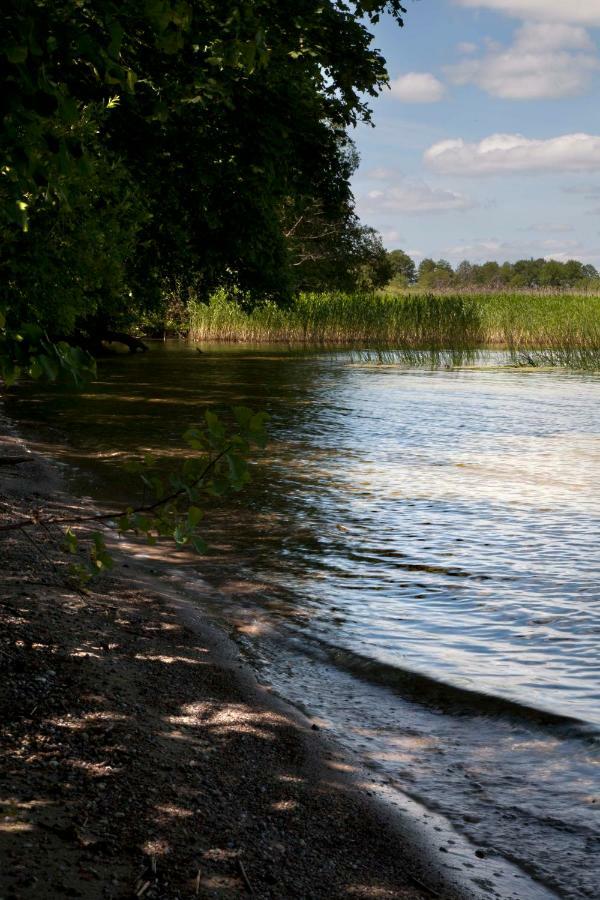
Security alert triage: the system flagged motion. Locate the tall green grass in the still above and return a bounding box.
[188,289,600,368]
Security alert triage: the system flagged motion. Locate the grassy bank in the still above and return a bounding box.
[188,290,600,368]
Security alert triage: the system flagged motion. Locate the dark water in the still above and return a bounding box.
[7,343,600,898]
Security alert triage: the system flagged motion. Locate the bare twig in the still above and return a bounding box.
[19,526,59,573]
[407,871,441,898]
[237,859,255,896]
[0,445,231,534]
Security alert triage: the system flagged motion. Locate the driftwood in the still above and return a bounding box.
[67,329,149,356]
[102,331,149,353]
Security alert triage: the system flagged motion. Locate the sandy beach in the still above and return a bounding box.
[0,419,443,900]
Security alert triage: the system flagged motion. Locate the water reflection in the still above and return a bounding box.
[7,344,600,725]
[7,342,600,898]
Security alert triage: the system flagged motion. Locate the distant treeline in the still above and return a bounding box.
[386,251,600,291]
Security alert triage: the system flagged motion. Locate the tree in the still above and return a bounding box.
[539,260,567,287]
[417,258,454,289]
[1,0,408,376]
[455,260,474,285]
[478,261,501,286]
[284,195,392,292]
[387,249,416,285]
[356,232,394,291]
[499,261,513,285]
[511,258,545,287]
[417,258,437,280]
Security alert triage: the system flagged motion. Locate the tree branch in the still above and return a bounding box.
[0,446,232,534]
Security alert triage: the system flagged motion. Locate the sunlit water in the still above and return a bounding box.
[7,344,600,898]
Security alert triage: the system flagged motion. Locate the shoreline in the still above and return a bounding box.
[0,413,564,900]
[0,414,438,900]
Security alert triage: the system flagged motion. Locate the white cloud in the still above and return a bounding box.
[444,239,507,260]
[425,133,600,175]
[366,166,401,180]
[539,239,584,254]
[455,0,600,26]
[389,72,446,103]
[446,23,599,99]
[544,251,583,262]
[363,179,474,214]
[457,41,478,54]
[382,229,405,244]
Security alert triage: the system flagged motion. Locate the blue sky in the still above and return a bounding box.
[351,0,600,267]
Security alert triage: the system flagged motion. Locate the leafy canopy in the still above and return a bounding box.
[1,0,407,364]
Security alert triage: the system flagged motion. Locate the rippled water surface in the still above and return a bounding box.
[8,344,600,898]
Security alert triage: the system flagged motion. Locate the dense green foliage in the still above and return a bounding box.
[1,0,407,381]
[284,194,394,293]
[387,249,417,285]
[0,312,97,386]
[188,289,600,368]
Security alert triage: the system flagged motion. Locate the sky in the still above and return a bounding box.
[351,0,600,267]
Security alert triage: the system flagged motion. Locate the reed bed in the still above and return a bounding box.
[188,289,600,368]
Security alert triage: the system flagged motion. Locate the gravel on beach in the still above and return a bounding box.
[0,441,433,900]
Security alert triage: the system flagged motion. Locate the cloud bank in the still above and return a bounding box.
[447,23,599,99]
[455,0,600,26]
[364,179,474,214]
[425,133,600,175]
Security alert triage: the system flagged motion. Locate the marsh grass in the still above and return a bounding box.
[188,289,600,368]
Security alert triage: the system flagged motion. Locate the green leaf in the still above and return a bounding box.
[191,536,207,554]
[108,20,125,55]
[91,531,114,571]
[6,45,28,64]
[204,409,224,438]
[250,411,269,432]
[173,524,189,546]
[126,69,138,92]
[63,527,78,554]
[1,364,20,386]
[28,358,43,380]
[226,452,248,485]
[233,405,253,429]
[187,505,203,527]
[38,354,60,381]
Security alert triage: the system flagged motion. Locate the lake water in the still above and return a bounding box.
[7,343,600,898]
